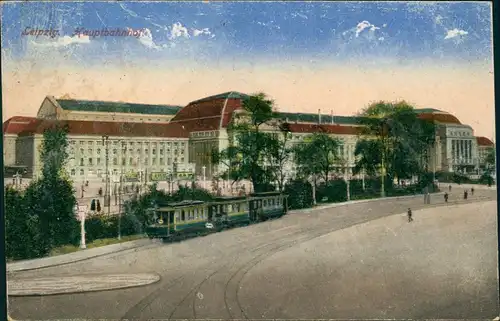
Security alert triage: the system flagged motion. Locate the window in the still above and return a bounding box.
[180,157,184,163]
[80,158,84,166]
[88,148,93,154]
[152,149,156,155]
[129,149,133,154]
[88,158,93,165]
[122,158,126,166]
[153,158,157,165]
[144,158,148,165]
[181,210,185,221]
[137,149,141,154]
[80,169,84,175]
[129,157,133,165]
[71,169,76,176]
[88,141,93,145]
[160,149,164,155]
[160,158,164,165]
[97,148,101,154]
[113,158,118,165]
[145,149,149,154]
[80,148,84,154]
[113,149,117,155]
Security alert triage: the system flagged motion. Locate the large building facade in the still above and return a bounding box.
[3,91,495,185]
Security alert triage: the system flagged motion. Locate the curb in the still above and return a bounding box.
[8,273,162,297]
[7,238,156,273]
[290,192,446,214]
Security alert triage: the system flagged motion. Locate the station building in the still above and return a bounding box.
[3,91,495,185]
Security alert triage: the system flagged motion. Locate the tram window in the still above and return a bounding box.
[181,210,185,221]
[228,205,232,213]
[263,200,267,207]
[195,209,199,219]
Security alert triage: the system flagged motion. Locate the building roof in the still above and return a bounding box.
[170,91,244,131]
[3,116,40,134]
[287,123,362,135]
[55,98,183,116]
[188,91,249,104]
[276,112,366,125]
[18,119,189,138]
[414,108,445,113]
[476,136,494,147]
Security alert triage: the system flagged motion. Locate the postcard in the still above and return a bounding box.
[2,1,497,320]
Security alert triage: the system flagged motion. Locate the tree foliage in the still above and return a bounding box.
[213,92,281,192]
[294,132,342,182]
[5,124,80,260]
[354,101,436,182]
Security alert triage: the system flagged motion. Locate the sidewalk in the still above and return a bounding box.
[291,192,445,214]
[7,190,493,273]
[7,238,154,273]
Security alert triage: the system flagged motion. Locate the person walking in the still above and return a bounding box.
[471,187,475,196]
[464,190,468,200]
[444,192,449,203]
[407,208,413,223]
[449,185,452,192]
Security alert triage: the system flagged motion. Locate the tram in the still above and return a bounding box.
[145,192,288,240]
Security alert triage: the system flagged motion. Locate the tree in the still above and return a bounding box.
[215,92,278,193]
[485,147,496,170]
[294,132,343,183]
[354,101,436,195]
[264,122,294,192]
[5,186,36,260]
[29,124,79,251]
[211,146,243,190]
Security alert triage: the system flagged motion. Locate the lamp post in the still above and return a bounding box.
[75,202,87,249]
[102,135,110,215]
[202,165,206,189]
[344,165,351,202]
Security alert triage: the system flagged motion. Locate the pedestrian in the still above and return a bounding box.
[407,208,413,223]
[471,187,474,196]
[449,185,452,192]
[444,192,448,203]
[464,190,468,200]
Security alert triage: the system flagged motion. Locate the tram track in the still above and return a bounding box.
[121,194,495,320]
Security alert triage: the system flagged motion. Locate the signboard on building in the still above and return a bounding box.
[150,172,168,181]
[124,172,139,182]
[177,171,194,180]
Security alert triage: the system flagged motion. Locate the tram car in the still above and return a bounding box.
[145,192,288,241]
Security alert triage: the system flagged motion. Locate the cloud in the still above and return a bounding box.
[291,12,308,19]
[342,20,384,42]
[434,15,443,25]
[355,20,380,37]
[192,28,215,38]
[169,22,190,40]
[137,28,160,49]
[444,28,468,40]
[30,34,91,48]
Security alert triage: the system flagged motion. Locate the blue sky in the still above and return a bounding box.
[1,1,493,66]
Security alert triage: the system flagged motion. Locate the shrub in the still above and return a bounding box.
[284,179,313,209]
[316,179,347,203]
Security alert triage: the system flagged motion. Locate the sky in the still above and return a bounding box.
[0,1,495,138]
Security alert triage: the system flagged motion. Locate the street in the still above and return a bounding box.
[8,190,499,320]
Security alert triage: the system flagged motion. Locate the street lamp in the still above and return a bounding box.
[74,202,86,249]
[102,135,110,215]
[202,165,206,189]
[344,165,351,202]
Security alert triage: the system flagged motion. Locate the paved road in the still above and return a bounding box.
[9,190,498,320]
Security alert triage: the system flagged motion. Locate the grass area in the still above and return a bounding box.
[49,234,146,257]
